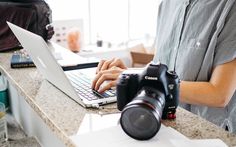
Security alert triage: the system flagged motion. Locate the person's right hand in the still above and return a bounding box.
[92,58,127,93]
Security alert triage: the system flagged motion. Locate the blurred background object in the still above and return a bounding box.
[47,0,160,48]
[129,44,154,67]
[67,27,82,52]
[51,19,84,52]
[0,0,53,51]
[0,74,8,109]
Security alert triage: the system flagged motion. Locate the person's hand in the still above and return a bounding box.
[92,66,126,93]
[96,58,127,74]
[45,24,54,40]
[92,58,127,93]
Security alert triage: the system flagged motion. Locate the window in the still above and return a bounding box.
[90,0,128,45]
[46,0,90,44]
[129,0,159,41]
[46,0,160,46]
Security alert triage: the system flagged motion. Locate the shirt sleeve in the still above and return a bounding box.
[214,4,236,67]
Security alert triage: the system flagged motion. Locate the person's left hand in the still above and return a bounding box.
[45,24,54,40]
[96,58,127,74]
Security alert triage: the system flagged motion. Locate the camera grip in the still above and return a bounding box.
[116,74,139,111]
[116,75,132,111]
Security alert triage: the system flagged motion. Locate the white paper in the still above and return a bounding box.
[77,113,121,135]
[71,113,190,147]
[70,113,228,147]
[71,125,182,147]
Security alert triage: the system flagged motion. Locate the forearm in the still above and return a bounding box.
[180,81,230,108]
[180,59,236,108]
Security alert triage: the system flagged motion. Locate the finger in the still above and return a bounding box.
[92,68,122,89]
[95,73,119,91]
[100,58,115,71]
[92,70,110,89]
[98,80,117,93]
[108,58,121,68]
[109,58,127,69]
[96,60,105,74]
[92,71,103,89]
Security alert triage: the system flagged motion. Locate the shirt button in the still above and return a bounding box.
[196,41,201,47]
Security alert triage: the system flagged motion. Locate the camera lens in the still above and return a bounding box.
[120,90,165,140]
[120,103,162,140]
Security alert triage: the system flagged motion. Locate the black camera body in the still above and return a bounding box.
[116,62,180,140]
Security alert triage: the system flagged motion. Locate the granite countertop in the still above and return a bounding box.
[7,114,41,147]
[0,52,236,147]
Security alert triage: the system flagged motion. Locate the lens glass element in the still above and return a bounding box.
[120,105,161,140]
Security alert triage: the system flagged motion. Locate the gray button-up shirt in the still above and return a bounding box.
[153,0,236,133]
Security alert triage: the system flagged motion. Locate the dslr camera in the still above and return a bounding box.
[116,62,180,140]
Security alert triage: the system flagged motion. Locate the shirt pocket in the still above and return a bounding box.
[177,38,209,80]
[187,38,208,51]
[188,38,209,65]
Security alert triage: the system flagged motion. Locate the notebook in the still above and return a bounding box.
[10,49,35,68]
[7,22,117,108]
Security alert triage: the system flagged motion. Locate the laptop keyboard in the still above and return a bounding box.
[66,71,116,101]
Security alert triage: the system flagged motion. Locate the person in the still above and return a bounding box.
[92,0,236,133]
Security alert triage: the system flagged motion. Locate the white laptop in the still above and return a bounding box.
[7,22,116,108]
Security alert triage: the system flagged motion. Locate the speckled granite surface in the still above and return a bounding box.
[0,52,236,147]
[6,114,41,147]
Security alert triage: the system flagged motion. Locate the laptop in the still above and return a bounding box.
[7,22,116,108]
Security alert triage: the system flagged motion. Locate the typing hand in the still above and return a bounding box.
[92,58,127,93]
[96,58,127,74]
[92,66,125,93]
